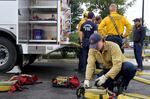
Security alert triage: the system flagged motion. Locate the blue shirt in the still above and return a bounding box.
[133,26,146,44]
[80,20,97,39]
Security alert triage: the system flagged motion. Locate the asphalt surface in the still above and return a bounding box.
[0,59,150,99]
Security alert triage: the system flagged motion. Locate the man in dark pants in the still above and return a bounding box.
[133,18,146,71]
[98,4,132,53]
[78,12,97,72]
[84,34,136,92]
[96,62,136,92]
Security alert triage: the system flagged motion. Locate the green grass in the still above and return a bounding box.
[144,46,150,49]
[145,53,150,57]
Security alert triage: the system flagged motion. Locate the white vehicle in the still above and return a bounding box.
[0,0,71,72]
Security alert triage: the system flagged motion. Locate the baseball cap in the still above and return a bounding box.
[89,33,102,48]
[83,11,89,17]
[88,12,95,19]
[133,18,141,22]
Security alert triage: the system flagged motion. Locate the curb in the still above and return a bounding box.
[144,66,150,70]
[35,59,150,70]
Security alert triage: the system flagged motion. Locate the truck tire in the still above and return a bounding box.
[0,37,17,72]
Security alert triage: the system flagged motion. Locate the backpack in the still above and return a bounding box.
[52,75,80,89]
[10,74,38,85]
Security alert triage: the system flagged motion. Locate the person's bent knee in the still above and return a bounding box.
[122,62,136,75]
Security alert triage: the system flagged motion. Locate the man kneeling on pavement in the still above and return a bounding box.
[84,33,136,92]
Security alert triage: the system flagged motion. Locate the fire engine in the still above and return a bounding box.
[0,0,71,72]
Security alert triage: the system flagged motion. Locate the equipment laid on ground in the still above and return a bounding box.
[76,86,150,99]
[133,71,150,85]
[118,93,150,99]
[0,81,16,92]
[10,74,38,85]
[76,87,116,99]
[0,74,40,93]
[52,75,80,89]
[0,80,23,92]
[133,76,150,85]
[136,71,150,76]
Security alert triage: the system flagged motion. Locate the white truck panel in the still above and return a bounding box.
[0,0,18,24]
[0,24,17,35]
[21,44,28,54]
[21,44,61,54]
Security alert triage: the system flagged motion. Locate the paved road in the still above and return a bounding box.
[0,60,150,99]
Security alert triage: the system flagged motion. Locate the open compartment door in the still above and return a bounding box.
[60,0,71,45]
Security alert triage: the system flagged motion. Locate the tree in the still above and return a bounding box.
[70,0,83,31]
[81,0,136,18]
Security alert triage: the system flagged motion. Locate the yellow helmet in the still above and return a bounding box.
[83,11,89,17]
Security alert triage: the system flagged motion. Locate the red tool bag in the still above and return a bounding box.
[9,81,23,93]
[10,74,38,85]
[69,75,80,89]
[52,75,80,89]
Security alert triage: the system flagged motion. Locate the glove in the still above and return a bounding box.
[83,80,90,88]
[95,75,108,87]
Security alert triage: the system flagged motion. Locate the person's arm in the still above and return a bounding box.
[77,21,82,37]
[79,24,84,44]
[79,32,83,46]
[98,19,107,36]
[85,49,96,80]
[123,17,132,38]
[78,21,82,35]
[105,44,123,79]
[78,19,85,37]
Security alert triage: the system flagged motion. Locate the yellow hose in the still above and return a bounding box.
[133,76,150,85]
[123,93,150,99]
[136,71,150,76]
[0,86,12,92]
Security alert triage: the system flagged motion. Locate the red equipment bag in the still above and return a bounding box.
[9,81,23,93]
[69,75,80,89]
[10,74,38,85]
[52,75,80,89]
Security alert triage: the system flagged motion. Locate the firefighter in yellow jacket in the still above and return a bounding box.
[98,4,132,53]
[77,11,88,37]
[84,33,136,92]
